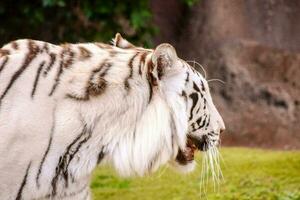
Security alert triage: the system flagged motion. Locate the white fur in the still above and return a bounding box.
[0,39,224,200]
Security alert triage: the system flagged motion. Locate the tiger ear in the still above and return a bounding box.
[113,33,135,49]
[151,43,178,80]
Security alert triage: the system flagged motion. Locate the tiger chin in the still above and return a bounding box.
[0,33,225,200]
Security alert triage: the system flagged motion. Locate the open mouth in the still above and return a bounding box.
[175,135,209,165]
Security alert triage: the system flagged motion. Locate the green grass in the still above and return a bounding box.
[91,148,300,200]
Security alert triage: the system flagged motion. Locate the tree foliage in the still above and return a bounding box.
[0,0,156,46]
[0,0,199,47]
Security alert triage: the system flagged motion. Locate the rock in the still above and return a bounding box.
[151,0,300,149]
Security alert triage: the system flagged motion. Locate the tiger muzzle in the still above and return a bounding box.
[188,135,209,152]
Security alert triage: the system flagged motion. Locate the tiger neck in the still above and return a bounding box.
[54,46,190,177]
[64,52,186,177]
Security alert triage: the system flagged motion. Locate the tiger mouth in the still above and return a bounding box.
[175,135,209,165]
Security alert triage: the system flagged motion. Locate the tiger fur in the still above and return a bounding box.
[0,33,225,200]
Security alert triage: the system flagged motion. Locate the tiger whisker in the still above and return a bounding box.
[208,147,217,190]
[199,141,223,196]
[216,147,227,169]
[212,146,222,184]
[186,60,207,79]
[207,78,226,84]
[200,145,210,196]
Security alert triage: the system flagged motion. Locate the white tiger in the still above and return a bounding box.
[0,33,225,200]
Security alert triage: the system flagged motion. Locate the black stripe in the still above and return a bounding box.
[185,72,189,83]
[51,123,92,195]
[66,93,89,101]
[200,80,205,91]
[208,131,218,137]
[36,129,53,188]
[189,93,198,121]
[139,52,148,75]
[16,161,31,200]
[203,98,207,109]
[181,91,187,101]
[86,61,111,97]
[200,92,203,98]
[43,53,56,77]
[124,53,139,91]
[92,60,110,77]
[67,61,108,102]
[147,78,153,103]
[170,115,178,151]
[205,115,210,128]
[36,105,57,188]
[0,40,39,107]
[193,82,201,92]
[196,117,202,126]
[181,90,188,111]
[132,129,137,144]
[31,61,45,98]
[157,57,165,79]
[78,46,91,60]
[97,148,105,164]
[48,51,65,96]
[146,59,155,103]
[49,48,74,96]
[0,56,9,74]
[207,132,214,137]
[196,106,201,114]
[199,115,207,129]
[42,42,49,53]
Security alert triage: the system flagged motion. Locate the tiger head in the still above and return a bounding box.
[113,34,225,174]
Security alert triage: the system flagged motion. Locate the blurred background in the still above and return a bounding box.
[1,0,299,149]
[1,0,299,199]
